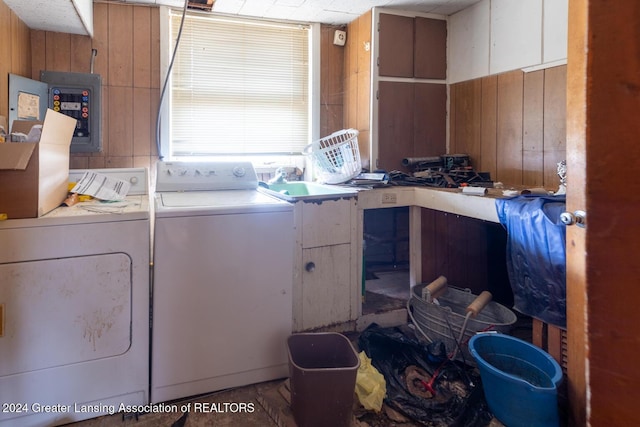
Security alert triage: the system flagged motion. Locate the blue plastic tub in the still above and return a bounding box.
[469,333,563,427]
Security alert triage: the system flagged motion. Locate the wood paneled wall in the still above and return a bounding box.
[344,10,372,166]
[421,209,512,306]
[30,3,161,172]
[26,5,343,172]
[450,66,567,189]
[0,1,32,120]
[320,25,345,137]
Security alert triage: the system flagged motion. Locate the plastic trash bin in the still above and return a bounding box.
[287,332,360,427]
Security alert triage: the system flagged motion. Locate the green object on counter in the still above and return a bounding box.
[262,181,357,201]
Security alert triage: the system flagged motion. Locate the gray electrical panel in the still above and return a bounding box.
[40,71,102,153]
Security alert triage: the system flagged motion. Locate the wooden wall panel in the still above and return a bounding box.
[420,208,512,305]
[321,25,343,107]
[108,5,133,87]
[0,2,31,119]
[496,70,524,185]
[344,11,371,168]
[449,84,457,153]
[357,11,371,166]
[92,3,110,85]
[70,36,93,73]
[150,7,161,90]
[108,86,133,157]
[523,70,544,186]
[45,32,71,72]
[320,24,345,137]
[356,11,371,76]
[543,66,567,188]
[451,79,481,162]
[0,3,12,118]
[450,66,566,189]
[30,31,46,80]
[133,87,152,156]
[480,75,497,178]
[11,12,31,77]
[133,6,152,89]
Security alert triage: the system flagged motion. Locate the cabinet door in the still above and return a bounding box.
[301,244,352,329]
[378,81,446,172]
[414,17,447,79]
[378,13,414,77]
[378,81,414,172]
[414,83,447,157]
[301,198,352,248]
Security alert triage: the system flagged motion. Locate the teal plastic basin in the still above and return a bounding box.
[261,182,357,201]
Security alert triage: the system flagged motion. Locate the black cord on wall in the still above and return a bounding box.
[155,0,189,160]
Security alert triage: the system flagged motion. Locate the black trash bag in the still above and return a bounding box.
[358,324,493,427]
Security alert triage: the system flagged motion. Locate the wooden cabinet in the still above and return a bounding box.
[345,9,447,173]
[292,197,359,331]
[378,14,413,78]
[378,13,447,79]
[448,0,567,83]
[378,81,447,172]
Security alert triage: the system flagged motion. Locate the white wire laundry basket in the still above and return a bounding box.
[303,129,361,184]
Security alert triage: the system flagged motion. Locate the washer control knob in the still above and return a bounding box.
[130,176,138,185]
[232,166,246,177]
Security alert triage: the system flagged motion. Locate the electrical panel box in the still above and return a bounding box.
[40,71,102,153]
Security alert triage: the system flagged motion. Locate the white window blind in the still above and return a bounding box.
[169,12,310,157]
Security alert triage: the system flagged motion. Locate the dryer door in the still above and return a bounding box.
[0,253,132,375]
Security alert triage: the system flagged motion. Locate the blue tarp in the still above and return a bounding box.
[495,195,567,329]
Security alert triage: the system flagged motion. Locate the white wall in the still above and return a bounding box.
[448,0,568,83]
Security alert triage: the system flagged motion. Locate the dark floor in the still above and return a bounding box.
[66,269,541,427]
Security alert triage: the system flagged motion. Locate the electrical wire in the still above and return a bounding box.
[155,0,189,160]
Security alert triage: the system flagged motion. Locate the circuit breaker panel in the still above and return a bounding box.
[40,71,102,153]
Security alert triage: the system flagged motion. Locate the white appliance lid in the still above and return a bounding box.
[155,190,292,217]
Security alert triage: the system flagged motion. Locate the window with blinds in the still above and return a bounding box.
[169,12,310,157]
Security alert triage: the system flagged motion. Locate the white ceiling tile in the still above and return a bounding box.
[8,0,486,34]
[239,0,275,17]
[275,0,306,7]
[211,0,482,24]
[213,0,246,14]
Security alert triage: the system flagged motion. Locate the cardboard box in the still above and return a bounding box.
[0,109,76,219]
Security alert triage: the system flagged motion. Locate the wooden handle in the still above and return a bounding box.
[466,291,492,317]
[424,276,448,300]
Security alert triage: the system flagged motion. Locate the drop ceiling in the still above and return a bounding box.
[146,0,484,24]
[4,0,483,38]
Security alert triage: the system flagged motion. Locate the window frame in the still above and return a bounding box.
[158,7,320,176]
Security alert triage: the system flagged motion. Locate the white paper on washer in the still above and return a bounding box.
[71,171,131,201]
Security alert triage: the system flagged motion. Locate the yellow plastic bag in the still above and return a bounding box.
[355,351,386,412]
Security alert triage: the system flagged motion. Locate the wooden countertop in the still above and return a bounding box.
[355,186,516,223]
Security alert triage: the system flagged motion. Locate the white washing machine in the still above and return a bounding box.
[151,161,294,403]
[0,168,150,427]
